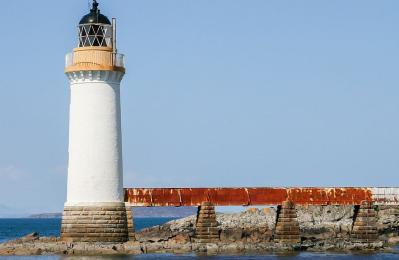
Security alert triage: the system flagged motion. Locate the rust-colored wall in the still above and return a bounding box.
[124,187,373,206]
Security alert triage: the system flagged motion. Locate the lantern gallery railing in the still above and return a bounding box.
[65,50,124,70]
[114,53,124,67]
[65,53,74,68]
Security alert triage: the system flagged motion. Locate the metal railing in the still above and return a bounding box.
[113,53,125,67]
[65,52,74,68]
[65,52,125,68]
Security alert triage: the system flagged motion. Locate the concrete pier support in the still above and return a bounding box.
[195,202,219,243]
[125,204,135,241]
[61,203,129,242]
[274,201,301,244]
[351,201,378,243]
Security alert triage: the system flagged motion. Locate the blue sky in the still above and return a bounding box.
[1,0,399,215]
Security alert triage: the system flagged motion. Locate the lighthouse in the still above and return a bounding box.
[61,0,129,242]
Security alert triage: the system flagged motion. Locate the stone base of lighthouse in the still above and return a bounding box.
[61,203,129,242]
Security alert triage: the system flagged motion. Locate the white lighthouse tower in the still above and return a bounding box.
[61,0,128,242]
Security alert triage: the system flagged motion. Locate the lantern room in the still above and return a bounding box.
[65,0,125,73]
[78,0,113,48]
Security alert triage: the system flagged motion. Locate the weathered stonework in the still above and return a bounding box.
[351,201,378,243]
[125,204,136,241]
[61,205,129,242]
[274,201,301,244]
[195,202,219,243]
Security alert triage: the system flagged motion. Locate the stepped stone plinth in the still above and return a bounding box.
[274,201,301,244]
[125,204,135,241]
[351,201,378,243]
[195,202,219,243]
[61,203,129,243]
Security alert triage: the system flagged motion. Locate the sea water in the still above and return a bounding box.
[0,218,398,259]
[0,218,177,243]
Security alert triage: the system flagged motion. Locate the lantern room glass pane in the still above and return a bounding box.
[79,27,86,37]
[78,24,113,47]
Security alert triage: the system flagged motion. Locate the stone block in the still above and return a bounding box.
[274,201,301,244]
[351,202,378,244]
[60,205,129,243]
[195,203,219,243]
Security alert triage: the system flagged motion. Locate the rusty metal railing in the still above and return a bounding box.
[123,187,399,207]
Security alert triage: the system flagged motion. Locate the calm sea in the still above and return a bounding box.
[0,218,177,243]
[0,218,398,259]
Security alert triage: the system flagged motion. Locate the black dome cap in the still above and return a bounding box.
[79,0,111,25]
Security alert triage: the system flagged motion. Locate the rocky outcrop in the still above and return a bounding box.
[136,205,397,250]
[297,205,355,242]
[1,205,399,256]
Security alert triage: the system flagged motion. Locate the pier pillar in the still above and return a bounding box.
[195,202,219,243]
[274,201,301,244]
[351,201,378,243]
[125,204,135,241]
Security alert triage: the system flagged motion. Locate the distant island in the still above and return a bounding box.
[29,213,61,219]
[29,206,197,219]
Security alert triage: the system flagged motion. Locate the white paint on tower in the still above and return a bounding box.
[65,71,125,205]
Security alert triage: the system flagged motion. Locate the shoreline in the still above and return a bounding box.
[1,205,399,256]
[0,235,397,256]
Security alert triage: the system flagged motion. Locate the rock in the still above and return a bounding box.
[144,241,167,253]
[246,208,259,213]
[243,227,272,243]
[220,228,242,242]
[39,236,58,243]
[217,208,277,230]
[219,243,243,254]
[171,233,190,243]
[169,242,192,253]
[1,205,398,255]
[377,206,399,237]
[263,208,273,215]
[123,241,142,254]
[135,225,174,242]
[21,232,39,242]
[388,236,399,245]
[297,206,354,230]
[206,243,219,255]
[14,247,42,256]
[297,205,355,244]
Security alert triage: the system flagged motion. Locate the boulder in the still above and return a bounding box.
[220,228,243,242]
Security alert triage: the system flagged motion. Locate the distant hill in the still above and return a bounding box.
[133,206,197,218]
[29,207,197,219]
[29,213,62,219]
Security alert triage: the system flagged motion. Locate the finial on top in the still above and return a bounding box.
[79,0,110,25]
[91,0,99,13]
